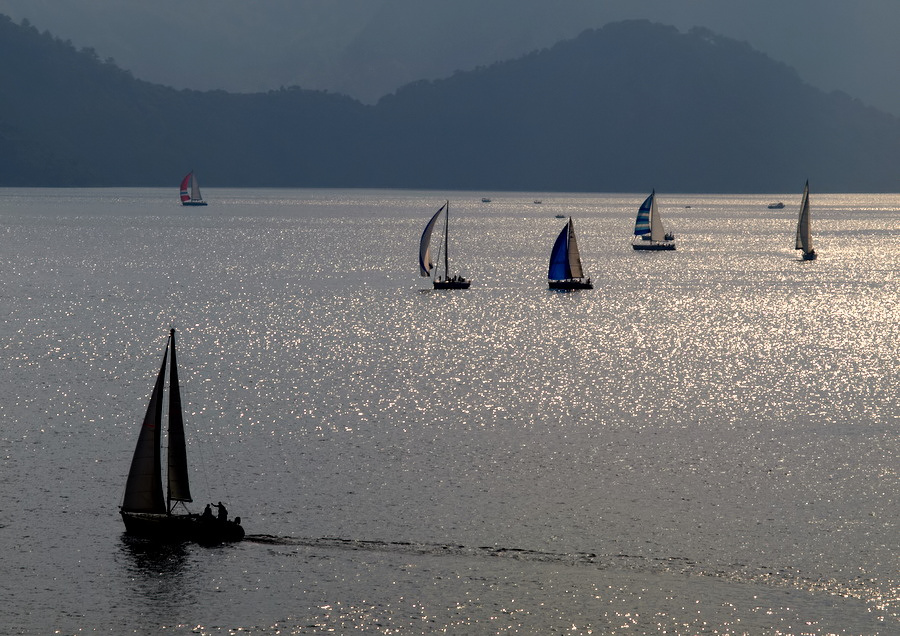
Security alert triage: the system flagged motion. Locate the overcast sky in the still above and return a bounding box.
[2,0,898,114]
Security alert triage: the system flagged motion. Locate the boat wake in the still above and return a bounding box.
[247,534,604,566]
[244,534,879,606]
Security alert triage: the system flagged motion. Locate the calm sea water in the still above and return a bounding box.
[0,188,896,634]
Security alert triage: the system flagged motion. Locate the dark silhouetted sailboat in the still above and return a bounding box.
[795,181,817,260]
[120,329,243,543]
[419,201,471,289]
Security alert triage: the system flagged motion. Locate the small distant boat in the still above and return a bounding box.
[419,201,471,289]
[120,328,244,543]
[795,181,817,260]
[768,201,785,209]
[632,190,676,251]
[554,213,565,219]
[481,197,492,203]
[548,217,593,290]
[534,200,543,204]
[179,171,208,206]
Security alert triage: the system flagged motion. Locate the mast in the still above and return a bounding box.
[443,201,450,279]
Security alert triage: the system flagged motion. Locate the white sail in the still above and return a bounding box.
[191,173,202,202]
[649,194,666,242]
[419,203,445,277]
[567,218,584,279]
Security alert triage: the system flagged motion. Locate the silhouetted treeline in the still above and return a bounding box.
[1,15,898,192]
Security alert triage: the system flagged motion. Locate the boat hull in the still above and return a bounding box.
[433,278,471,289]
[549,279,593,290]
[632,242,676,251]
[182,201,208,207]
[120,510,244,543]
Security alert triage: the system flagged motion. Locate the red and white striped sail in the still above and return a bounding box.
[179,172,193,203]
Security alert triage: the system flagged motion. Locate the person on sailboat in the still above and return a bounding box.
[214,501,228,522]
[202,504,213,519]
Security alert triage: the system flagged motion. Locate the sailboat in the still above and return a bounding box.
[179,171,208,206]
[795,180,817,260]
[548,217,593,290]
[632,190,675,250]
[419,201,471,289]
[120,328,244,543]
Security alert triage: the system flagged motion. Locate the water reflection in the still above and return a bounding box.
[117,535,195,608]
[120,534,188,569]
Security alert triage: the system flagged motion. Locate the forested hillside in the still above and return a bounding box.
[2,15,898,192]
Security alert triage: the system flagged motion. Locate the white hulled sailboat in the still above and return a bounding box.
[179,171,208,206]
[632,190,675,250]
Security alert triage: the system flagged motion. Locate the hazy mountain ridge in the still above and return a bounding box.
[1,16,898,192]
[369,21,900,192]
[0,15,369,186]
[2,0,898,116]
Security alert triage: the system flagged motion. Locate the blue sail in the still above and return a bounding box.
[634,191,654,236]
[548,221,571,280]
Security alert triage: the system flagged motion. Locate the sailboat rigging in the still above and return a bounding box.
[548,217,593,290]
[632,190,675,250]
[795,180,817,260]
[419,201,471,289]
[179,170,208,206]
[120,328,243,543]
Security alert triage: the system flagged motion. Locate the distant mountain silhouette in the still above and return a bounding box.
[1,16,898,192]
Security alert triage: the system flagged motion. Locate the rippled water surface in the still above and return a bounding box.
[0,188,897,634]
